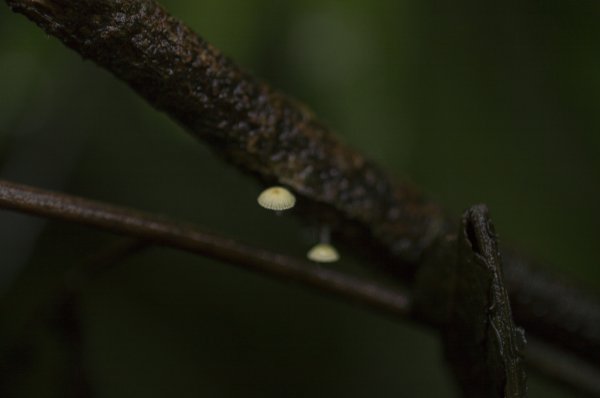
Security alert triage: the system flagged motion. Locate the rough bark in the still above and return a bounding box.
[443,206,527,397]
[4,0,445,268]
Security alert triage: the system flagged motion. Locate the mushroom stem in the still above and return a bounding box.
[319,225,331,244]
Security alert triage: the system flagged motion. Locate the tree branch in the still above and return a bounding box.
[526,338,600,397]
[443,205,526,397]
[4,0,600,369]
[0,178,411,319]
[1,179,599,397]
[4,0,444,267]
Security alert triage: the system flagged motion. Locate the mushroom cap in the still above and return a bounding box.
[257,186,296,211]
[307,243,340,263]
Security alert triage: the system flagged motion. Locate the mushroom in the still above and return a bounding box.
[306,226,340,263]
[257,186,296,212]
[307,242,340,263]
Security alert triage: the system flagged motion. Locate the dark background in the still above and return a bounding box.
[1,0,599,397]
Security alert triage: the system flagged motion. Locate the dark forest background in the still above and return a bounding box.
[1,0,599,396]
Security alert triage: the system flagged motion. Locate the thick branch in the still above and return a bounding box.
[4,0,444,267]
[503,251,600,367]
[526,339,600,397]
[4,0,600,367]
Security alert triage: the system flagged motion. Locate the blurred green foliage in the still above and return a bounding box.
[1,0,599,397]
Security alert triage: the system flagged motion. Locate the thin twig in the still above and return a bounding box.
[64,238,149,292]
[0,179,411,318]
[0,239,147,397]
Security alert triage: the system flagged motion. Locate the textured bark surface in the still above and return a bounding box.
[5,0,600,369]
[4,0,445,268]
[444,206,527,398]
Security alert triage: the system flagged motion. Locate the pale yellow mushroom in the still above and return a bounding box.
[307,243,340,263]
[257,186,296,211]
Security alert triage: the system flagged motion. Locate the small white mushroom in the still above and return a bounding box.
[307,243,340,263]
[257,186,296,211]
